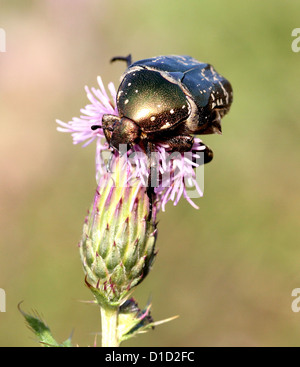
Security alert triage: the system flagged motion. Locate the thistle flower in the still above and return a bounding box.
[79,153,157,309]
[56,76,207,347]
[76,151,161,346]
[56,77,206,210]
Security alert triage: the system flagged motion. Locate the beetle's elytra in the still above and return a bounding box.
[92,55,233,161]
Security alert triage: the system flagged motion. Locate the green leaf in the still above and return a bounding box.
[19,302,73,347]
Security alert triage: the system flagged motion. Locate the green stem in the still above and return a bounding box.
[100,307,119,347]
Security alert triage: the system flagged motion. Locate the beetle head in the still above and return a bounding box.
[97,114,141,151]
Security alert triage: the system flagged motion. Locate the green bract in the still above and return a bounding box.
[79,155,157,308]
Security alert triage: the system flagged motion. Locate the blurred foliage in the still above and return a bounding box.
[0,0,299,347]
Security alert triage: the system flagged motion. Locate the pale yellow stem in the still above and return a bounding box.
[100,307,119,347]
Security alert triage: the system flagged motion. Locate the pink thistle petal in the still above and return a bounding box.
[56,77,117,147]
[57,77,207,210]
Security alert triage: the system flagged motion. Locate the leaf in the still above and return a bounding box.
[18,302,73,347]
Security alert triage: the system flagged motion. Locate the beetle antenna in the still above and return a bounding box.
[91,125,114,132]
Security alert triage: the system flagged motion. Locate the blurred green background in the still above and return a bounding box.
[0,0,300,347]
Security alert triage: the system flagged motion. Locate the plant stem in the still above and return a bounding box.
[100,306,119,347]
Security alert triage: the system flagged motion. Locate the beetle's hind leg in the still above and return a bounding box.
[111,54,132,67]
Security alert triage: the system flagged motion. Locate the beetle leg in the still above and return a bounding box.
[106,151,115,173]
[145,142,156,215]
[162,135,213,164]
[110,54,132,67]
[160,134,194,153]
[158,135,213,164]
[195,109,223,135]
[197,143,214,165]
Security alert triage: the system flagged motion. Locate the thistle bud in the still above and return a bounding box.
[79,154,157,308]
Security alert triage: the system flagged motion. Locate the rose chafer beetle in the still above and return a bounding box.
[92,54,233,162]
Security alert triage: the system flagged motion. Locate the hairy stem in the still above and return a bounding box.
[100,307,119,347]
